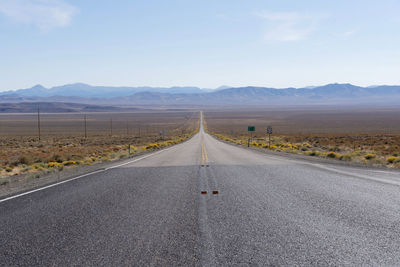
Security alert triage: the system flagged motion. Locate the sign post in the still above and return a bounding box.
[248,126,255,147]
[267,126,272,149]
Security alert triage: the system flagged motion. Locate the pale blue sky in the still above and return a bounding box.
[1,0,400,91]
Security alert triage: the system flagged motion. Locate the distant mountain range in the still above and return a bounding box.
[0,83,213,98]
[1,83,400,107]
[0,102,138,113]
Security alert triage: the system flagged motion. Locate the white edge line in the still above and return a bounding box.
[104,146,172,170]
[207,133,400,185]
[0,146,174,204]
[0,170,104,203]
[309,163,400,186]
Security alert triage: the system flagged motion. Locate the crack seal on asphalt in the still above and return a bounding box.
[198,168,217,266]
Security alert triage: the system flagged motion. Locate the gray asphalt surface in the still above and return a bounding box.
[2,115,400,266]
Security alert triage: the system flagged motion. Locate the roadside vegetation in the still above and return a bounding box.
[0,111,200,183]
[209,132,400,168]
[204,109,400,169]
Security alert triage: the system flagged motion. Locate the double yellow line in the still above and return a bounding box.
[201,135,209,167]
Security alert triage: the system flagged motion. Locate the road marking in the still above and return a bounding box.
[204,143,209,167]
[0,170,104,203]
[105,147,172,170]
[253,152,400,186]
[310,163,400,186]
[370,169,400,175]
[201,136,204,166]
[0,147,172,204]
[207,132,400,186]
[201,141,205,167]
[201,134,209,167]
[260,153,400,185]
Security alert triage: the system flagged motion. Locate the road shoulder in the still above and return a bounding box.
[208,133,400,174]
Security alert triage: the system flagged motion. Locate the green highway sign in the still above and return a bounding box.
[248,126,255,132]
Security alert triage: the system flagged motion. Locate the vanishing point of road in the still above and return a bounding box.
[1,114,400,266]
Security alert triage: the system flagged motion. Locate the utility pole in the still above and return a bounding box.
[110,118,113,136]
[267,126,273,149]
[37,107,41,141]
[126,120,129,136]
[84,114,87,139]
[268,134,271,148]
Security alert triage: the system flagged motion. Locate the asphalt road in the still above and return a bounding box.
[2,116,400,266]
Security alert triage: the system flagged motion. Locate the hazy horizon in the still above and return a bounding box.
[0,82,397,93]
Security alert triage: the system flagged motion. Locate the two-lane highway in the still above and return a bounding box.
[2,115,400,266]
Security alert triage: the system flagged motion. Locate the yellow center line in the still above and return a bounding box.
[201,144,205,166]
[201,136,205,166]
[204,144,209,166]
[201,135,209,167]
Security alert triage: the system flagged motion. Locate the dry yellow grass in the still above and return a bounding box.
[204,109,400,168]
[0,111,200,178]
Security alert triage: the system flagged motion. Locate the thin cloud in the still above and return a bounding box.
[0,0,78,31]
[256,11,325,42]
[342,30,357,37]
